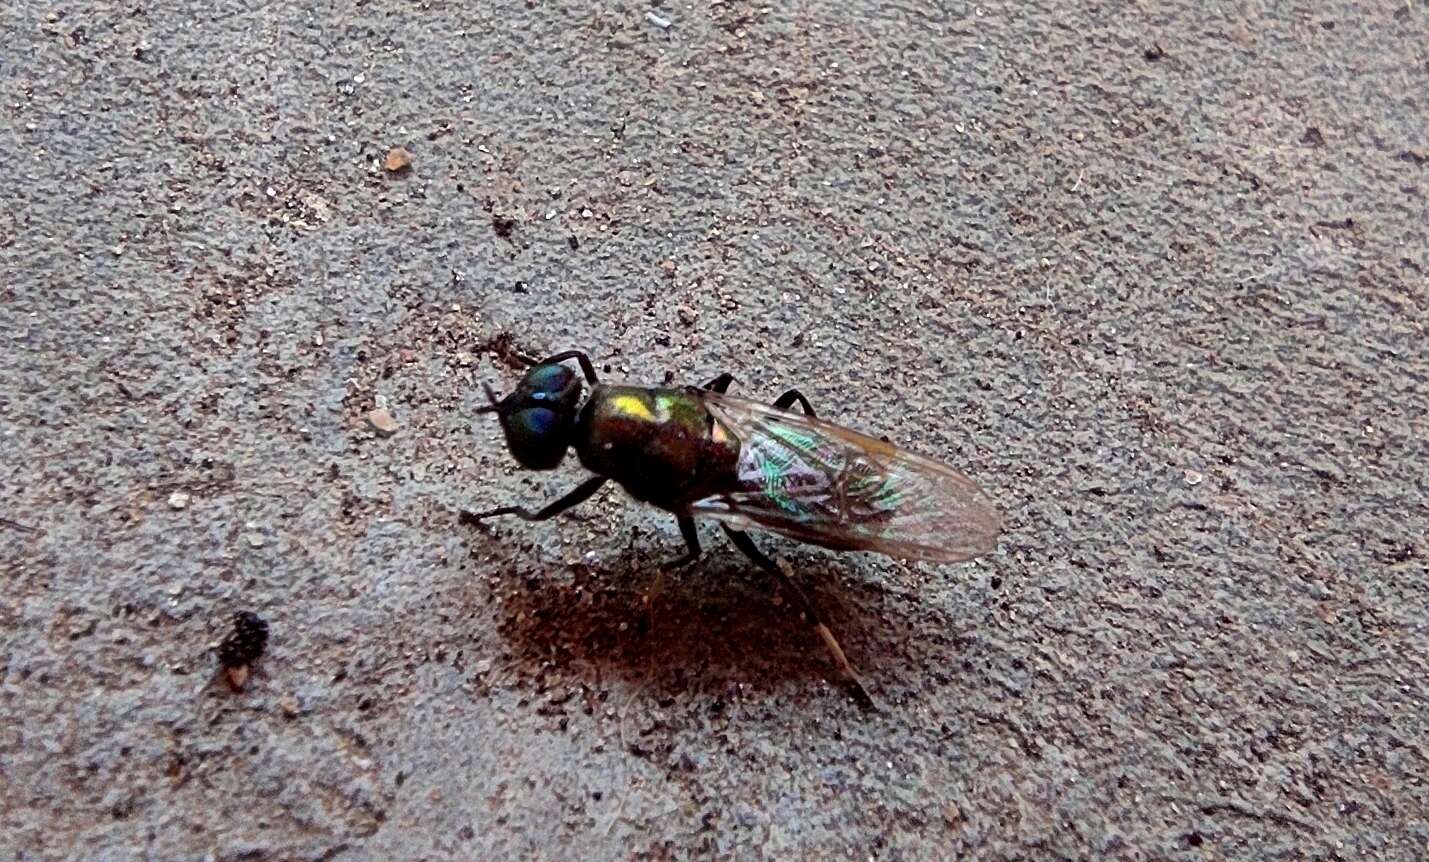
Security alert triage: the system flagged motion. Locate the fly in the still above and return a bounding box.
[463,349,1003,707]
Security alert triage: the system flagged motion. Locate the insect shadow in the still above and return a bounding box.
[486,542,908,700]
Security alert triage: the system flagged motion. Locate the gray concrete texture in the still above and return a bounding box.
[2,0,1426,858]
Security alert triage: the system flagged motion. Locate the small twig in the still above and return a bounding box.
[814,621,874,709]
[1,516,40,534]
[1197,798,1317,832]
[775,558,876,710]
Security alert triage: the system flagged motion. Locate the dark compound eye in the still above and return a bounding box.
[509,407,557,439]
[503,407,568,470]
[494,364,580,469]
[523,363,575,397]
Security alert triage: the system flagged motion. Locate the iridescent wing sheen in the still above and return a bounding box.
[688,392,1002,563]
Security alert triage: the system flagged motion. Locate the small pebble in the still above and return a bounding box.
[279,696,301,718]
[383,146,412,173]
[167,491,190,510]
[367,408,399,436]
[676,305,697,326]
[1183,469,1204,486]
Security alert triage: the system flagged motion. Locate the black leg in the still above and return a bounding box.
[721,526,874,709]
[773,389,816,417]
[660,516,703,571]
[645,517,702,614]
[702,372,734,394]
[537,350,599,383]
[722,526,812,611]
[460,476,607,523]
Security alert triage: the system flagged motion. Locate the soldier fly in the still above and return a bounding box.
[463,350,1002,706]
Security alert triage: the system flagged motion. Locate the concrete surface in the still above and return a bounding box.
[2,0,1427,858]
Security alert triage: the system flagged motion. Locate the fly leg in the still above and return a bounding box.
[721,526,875,709]
[697,376,812,416]
[706,377,816,416]
[647,517,701,612]
[660,517,703,571]
[697,376,814,414]
[536,350,600,383]
[459,476,608,524]
[701,372,734,394]
[772,389,816,417]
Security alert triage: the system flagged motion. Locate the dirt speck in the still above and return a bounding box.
[367,407,400,436]
[217,612,270,691]
[383,147,412,173]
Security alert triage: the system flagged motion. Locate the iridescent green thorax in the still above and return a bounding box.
[575,385,740,511]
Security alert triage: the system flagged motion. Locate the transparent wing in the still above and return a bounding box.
[689,392,1002,563]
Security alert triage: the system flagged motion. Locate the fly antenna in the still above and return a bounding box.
[474,382,503,414]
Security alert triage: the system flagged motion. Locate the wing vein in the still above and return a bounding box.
[689,393,1001,563]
